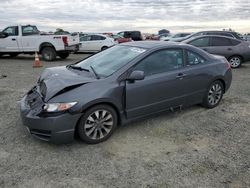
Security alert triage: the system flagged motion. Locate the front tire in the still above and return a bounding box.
[228,56,242,68]
[202,81,224,108]
[77,105,117,144]
[41,47,56,61]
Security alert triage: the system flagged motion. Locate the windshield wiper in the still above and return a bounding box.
[90,65,100,79]
[68,65,90,72]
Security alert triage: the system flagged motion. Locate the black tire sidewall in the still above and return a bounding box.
[203,81,224,109]
[41,47,56,61]
[77,105,117,144]
[101,46,108,51]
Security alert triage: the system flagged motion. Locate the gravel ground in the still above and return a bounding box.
[0,54,249,188]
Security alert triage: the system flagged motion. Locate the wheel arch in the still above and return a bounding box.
[101,46,108,51]
[75,100,122,127]
[39,42,56,53]
[228,54,244,62]
[210,77,226,93]
[74,101,122,138]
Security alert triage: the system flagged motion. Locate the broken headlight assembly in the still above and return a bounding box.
[43,102,77,112]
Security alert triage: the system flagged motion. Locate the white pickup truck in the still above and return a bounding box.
[0,25,79,61]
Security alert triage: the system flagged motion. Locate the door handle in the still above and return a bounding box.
[12,38,16,41]
[176,73,186,79]
[228,48,232,51]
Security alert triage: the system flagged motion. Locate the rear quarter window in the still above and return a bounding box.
[211,37,232,46]
[230,39,241,46]
[187,51,206,66]
[22,26,39,36]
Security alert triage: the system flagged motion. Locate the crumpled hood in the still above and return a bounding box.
[39,66,94,102]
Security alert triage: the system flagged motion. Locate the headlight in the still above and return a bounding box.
[43,102,77,112]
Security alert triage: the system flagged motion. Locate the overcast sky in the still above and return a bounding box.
[1,0,250,33]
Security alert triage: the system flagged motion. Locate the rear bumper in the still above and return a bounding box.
[224,69,232,92]
[20,95,82,144]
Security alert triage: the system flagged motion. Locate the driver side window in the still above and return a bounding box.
[2,26,18,36]
[134,49,184,76]
[80,35,91,41]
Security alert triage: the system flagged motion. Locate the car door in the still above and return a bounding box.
[180,50,212,104]
[0,26,20,52]
[125,49,189,119]
[207,36,235,58]
[19,25,40,52]
[91,35,106,51]
[79,35,92,52]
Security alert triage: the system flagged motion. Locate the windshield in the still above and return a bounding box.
[76,45,146,77]
[235,32,243,39]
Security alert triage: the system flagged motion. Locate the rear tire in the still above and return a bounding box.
[77,105,117,144]
[41,47,56,61]
[228,56,242,68]
[101,46,108,51]
[202,81,224,109]
[58,52,69,59]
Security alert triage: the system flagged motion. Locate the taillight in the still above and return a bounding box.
[62,36,68,46]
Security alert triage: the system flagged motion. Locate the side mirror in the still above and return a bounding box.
[0,32,8,38]
[127,70,145,81]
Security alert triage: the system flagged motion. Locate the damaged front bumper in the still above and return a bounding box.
[20,89,81,144]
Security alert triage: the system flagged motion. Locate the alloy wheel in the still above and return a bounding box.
[84,110,114,140]
[229,57,241,68]
[208,83,223,106]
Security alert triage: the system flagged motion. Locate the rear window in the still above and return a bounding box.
[22,26,39,36]
[211,37,232,46]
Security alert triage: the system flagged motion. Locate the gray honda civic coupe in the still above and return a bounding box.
[20,41,232,144]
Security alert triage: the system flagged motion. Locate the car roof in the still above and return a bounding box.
[183,34,242,43]
[120,41,190,49]
[119,41,213,60]
[198,30,236,34]
[80,33,107,38]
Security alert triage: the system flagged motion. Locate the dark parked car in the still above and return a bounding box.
[20,41,232,144]
[111,34,132,43]
[118,31,143,41]
[183,35,250,68]
[177,31,243,42]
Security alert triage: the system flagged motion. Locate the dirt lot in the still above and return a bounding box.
[0,54,249,188]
